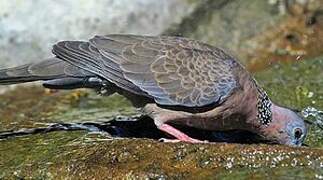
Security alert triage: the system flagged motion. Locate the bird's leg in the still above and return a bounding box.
[143,104,206,143]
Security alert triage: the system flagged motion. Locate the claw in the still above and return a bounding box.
[158,138,181,143]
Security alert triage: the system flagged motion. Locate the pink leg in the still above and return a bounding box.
[157,124,206,143]
[143,104,207,143]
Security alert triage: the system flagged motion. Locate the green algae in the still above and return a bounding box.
[255,57,323,110]
[0,131,87,179]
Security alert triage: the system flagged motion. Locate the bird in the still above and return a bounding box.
[0,34,307,146]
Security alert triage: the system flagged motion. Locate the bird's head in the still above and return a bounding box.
[259,104,307,146]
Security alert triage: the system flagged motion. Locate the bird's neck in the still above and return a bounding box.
[255,88,272,125]
[240,76,273,131]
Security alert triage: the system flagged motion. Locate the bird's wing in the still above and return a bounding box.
[53,34,239,107]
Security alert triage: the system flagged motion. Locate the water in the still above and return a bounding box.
[302,106,323,129]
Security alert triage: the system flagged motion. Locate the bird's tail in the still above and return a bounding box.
[0,58,65,85]
[0,58,100,89]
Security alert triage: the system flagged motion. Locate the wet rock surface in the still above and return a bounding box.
[1,134,323,179]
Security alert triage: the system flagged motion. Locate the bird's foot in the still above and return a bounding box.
[157,124,207,143]
[158,137,207,143]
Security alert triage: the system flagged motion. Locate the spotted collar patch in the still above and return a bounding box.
[257,91,272,125]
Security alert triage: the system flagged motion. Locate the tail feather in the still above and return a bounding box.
[0,58,66,85]
[0,65,60,85]
[0,58,99,90]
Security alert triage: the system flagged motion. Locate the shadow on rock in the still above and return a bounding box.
[0,115,269,145]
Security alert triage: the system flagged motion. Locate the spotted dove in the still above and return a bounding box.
[0,34,307,146]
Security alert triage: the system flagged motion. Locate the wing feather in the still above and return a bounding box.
[53,34,240,107]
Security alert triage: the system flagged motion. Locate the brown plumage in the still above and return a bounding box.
[0,34,307,146]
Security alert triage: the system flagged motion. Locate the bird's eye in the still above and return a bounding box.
[294,128,303,139]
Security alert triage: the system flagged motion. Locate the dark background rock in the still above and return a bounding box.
[165,0,283,64]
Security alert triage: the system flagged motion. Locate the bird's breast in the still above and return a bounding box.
[173,112,249,131]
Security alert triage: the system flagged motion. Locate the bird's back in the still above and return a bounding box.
[0,34,247,111]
